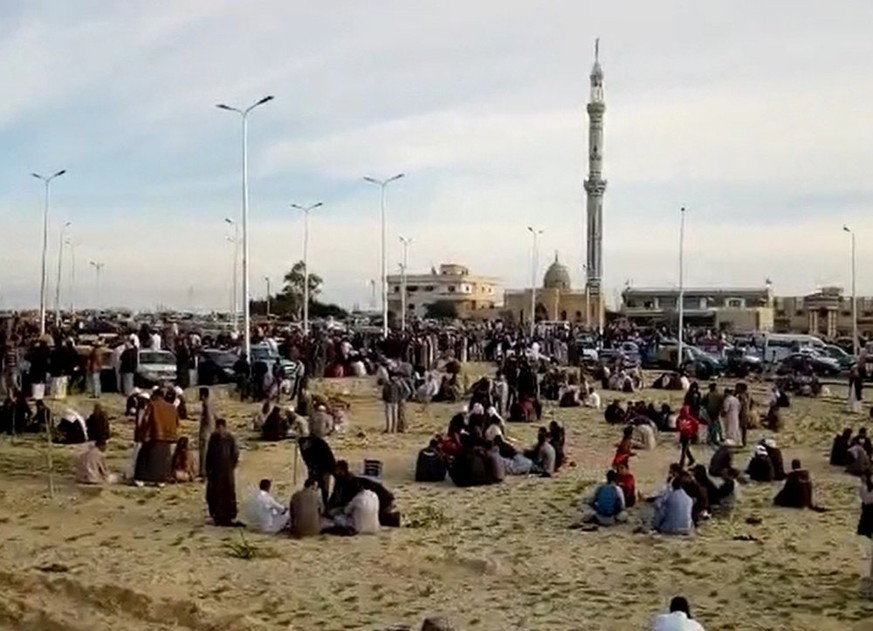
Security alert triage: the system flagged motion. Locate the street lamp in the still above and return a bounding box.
[216,95,275,358]
[31,169,66,335]
[264,276,271,317]
[364,173,405,337]
[65,238,77,315]
[89,261,104,309]
[677,207,686,369]
[844,225,858,356]
[54,221,71,327]
[582,264,591,329]
[526,226,543,338]
[224,217,240,332]
[399,236,412,332]
[291,201,323,334]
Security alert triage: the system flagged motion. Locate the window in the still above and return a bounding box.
[407,285,419,292]
[795,310,804,316]
[660,297,677,308]
[842,311,852,317]
[424,285,435,292]
[447,286,455,293]
[726,299,743,308]
[393,286,400,293]
[625,300,637,308]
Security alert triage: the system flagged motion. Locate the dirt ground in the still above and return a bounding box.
[1,365,872,631]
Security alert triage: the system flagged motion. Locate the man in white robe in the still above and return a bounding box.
[243,479,290,534]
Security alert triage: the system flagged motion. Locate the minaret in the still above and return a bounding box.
[584,38,607,331]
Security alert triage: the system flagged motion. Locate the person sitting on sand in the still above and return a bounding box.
[483,406,506,442]
[632,417,658,451]
[289,477,324,538]
[549,421,566,470]
[858,471,873,539]
[329,460,400,527]
[846,437,871,476]
[774,459,814,509]
[261,405,289,442]
[583,386,601,411]
[75,440,118,485]
[493,435,535,475]
[243,479,289,534]
[651,596,705,630]
[415,439,448,482]
[584,469,627,526]
[324,481,380,536]
[692,464,720,508]
[615,460,636,508]
[708,439,736,477]
[604,399,626,425]
[713,468,739,513]
[170,436,197,482]
[85,403,110,444]
[652,477,694,535]
[762,438,786,481]
[528,427,556,476]
[747,445,776,483]
[56,407,88,444]
[858,427,873,459]
[830,428,854,467]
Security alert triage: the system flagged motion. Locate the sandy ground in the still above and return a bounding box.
[1,366,873,631]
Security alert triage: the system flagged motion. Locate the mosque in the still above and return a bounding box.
[503,39,606,330]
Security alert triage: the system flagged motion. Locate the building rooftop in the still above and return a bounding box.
[623,287,771,296]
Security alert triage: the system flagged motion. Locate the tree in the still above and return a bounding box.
[250,261,348,320]
[425,300,458,320]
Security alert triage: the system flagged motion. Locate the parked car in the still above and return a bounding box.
[681,346,725,380]
[776,352,840,377]
[136,349,177,386]
[197,348,238,384]
[816,344,856,370]
[724,348,763,377]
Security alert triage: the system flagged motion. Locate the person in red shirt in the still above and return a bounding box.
[612,425,636,468]
[676,405,699,468]
[615,460,636,508]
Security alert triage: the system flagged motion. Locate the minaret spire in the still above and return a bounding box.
[584,38,607,333]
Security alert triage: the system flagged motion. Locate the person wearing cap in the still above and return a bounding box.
[762,438,786,481]
[651,596,705,630]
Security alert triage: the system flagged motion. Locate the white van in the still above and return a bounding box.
[749,332,825,364]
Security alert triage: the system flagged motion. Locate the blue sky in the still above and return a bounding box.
[2,0,873,311]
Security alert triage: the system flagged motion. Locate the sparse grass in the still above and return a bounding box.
[224,531,280,560]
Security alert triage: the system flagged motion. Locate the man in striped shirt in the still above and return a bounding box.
[2,338,20,395]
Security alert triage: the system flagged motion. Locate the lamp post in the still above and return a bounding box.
[31,169,66,335]
[844,225,858,356]
[65,238,76,315]
[582,264,591,329]
[224,217,240,332]
[527,226,543,338]
[364,173,405,337]
[216,95,275,359]
[54,221,71,327]
[398,236,412,332]
[677,207,686,370]
[291,202,323,334]
[89,261,104,309]
[264,276,271,317]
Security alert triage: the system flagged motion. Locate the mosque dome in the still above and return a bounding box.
[543,253,571,290]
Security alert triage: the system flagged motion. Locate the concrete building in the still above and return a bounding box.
[584,38,607,331]
[387,263,499,318]
[773,286,873,338]
[620,286,775,331]
[504,254,594,324]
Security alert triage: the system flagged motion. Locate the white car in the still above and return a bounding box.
[137,349,177,386]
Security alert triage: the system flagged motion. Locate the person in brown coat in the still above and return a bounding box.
[134,388,180,484]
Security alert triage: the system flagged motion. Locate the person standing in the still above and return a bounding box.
[298,435,336,507]
[87,343,103,398]
[205,418,240,526]
[722,388,741,446]
[702,383,723,445]
[198,387,216,479]
[849,365,864,414]
[3,337,21,396]
[381,373,402,433]
[119,342,138,396]
[135,388,180,484]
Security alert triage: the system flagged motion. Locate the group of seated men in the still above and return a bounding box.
[414,406,566,487]
[242,457,401,538]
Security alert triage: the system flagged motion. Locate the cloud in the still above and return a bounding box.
[2,0,873,313]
